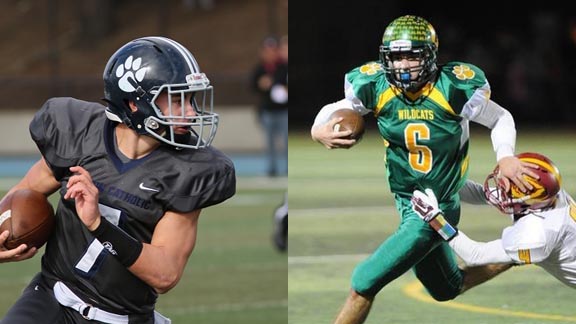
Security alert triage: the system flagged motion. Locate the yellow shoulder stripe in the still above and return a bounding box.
[428,87,456,115]
[375,84,456,116]
[460,154,469,178]
[375,87,397,115]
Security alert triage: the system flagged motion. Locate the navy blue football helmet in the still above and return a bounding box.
[103,36,217,149]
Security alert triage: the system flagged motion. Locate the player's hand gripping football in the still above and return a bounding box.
[311,117,357,149]
[411,189,458,241]
[64,166,101,231]
[0,230,37,263]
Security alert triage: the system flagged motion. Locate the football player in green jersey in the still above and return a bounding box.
[310,15,539,324]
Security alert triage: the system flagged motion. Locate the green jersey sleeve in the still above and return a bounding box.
[436,62,491,115]
[345,62,387,110]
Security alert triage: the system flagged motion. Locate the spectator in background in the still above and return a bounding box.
[272,35,289,107]
[251,36,288,177]
[269,36,288,251]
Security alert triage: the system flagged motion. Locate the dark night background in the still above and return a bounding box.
[289,2,576,130]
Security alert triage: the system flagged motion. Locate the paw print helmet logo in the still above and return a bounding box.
[103,36,218,149]
[116,55,148,93]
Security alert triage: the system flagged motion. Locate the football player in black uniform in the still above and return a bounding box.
[0,36,236,323]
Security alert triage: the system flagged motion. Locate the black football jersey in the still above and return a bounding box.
[29,97,236,315]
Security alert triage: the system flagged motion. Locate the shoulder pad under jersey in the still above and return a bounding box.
[345,62,388,110]
[438,62,488,91]
[29,97,107,180]
[154,146,236,212]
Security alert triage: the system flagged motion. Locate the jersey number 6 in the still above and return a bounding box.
[405,123,432,173]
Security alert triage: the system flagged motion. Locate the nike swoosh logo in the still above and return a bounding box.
[139,183,160,192]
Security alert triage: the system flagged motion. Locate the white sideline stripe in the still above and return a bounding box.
[291,206,398,217]
[228,194,276,205]
[289,253,369,265]
[162,299,287,314]
[292,204,496,216]
[236,177,287,190]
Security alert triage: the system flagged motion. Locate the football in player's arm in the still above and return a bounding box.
[0,37,235,324]
[411,153,576,291]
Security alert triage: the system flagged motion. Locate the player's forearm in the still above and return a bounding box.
[88,217,189,293]
[459,180,489,205]
[489,105,516,161]
[465,98,516,161]
[449,231,514,266]
[129,243,192,294]
[128,211,200,294]
[312,99,351,130]
[6,158,60,199]
[471,99,516,161]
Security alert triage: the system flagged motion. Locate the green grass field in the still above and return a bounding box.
[0,177,287,323]
[289,127,576,324]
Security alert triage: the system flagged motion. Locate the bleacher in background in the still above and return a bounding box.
[0,0,287,107]
[0,0,288,155]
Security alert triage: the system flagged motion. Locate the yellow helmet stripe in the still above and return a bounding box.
[521,157,562,185]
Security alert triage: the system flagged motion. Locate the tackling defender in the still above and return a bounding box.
[310,15,537,324]
[413,152,576,290]
[0,37,236,323]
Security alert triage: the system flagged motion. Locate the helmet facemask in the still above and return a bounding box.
[379,44,437,92]
[143,75,218,149]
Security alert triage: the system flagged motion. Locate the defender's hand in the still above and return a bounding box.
[411,189,458,241]
[411,189,442,222]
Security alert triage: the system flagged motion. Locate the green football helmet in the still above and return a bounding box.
[379,15,439,92]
